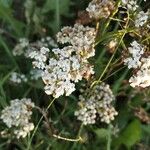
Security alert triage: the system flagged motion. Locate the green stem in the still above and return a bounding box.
[107,125,112,150]
[71,123,84,149]
[0,36,19,69]
[27,98,56,150]
[56,0,60,32]
[97,28,127,83]
[102,66,126,82]
[102,0,121,35]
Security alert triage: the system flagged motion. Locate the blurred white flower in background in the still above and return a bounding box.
[9,72,28,84]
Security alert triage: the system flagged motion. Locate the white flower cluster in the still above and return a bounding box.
[9,70,43,84]
[123,41,144,69]
[0,98,35,139]
[75,100,97,125]
[56,24,96,59]
[124,40,150,88]
[135,11,149,28]
[129,56,150,88]
[86,0,115,19]
[121,0,138,11]
[121,1,149,29]
[75,82,118,125]
[13,38,29,56]
[29,47,49,69]
[10,72,28,84]
[13,36,57,57]
[29,24,96,98]
[36,36,58,48]
[43,47,80,97]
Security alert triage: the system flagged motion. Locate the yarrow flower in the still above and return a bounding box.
[13,36,57,57]
[129,56,150,88]
[124,40,150,88]
[13,38,29,56]
[29,24,96,98]
[9,72,28,84]
[86,0,115,19]
[29,69,42,80]
[135,11,149,28]
[56,24,96,59]
[37,36,58,48]
[29,47,50,69]
[0,98,35,139]
[75,82,118,125]
[121,0,138,11]
[123,41,144,69]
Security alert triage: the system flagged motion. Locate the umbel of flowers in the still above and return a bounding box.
[75,82,118,125]
[13,37,57,58]
[122,0,150,88]
[86,0,115,19]
[0,98,35,139]
[124,41,150,88]
[29,24,96,98]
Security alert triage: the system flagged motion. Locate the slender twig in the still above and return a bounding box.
[34,103,82,143]
[71,123,84,149]
[107,125,112,150]
[27,98,56,150]
[91,11,130,88]
[102,0,121,35]
[95,21,100,36]
[102,66,126,82]
[53,134,82,142]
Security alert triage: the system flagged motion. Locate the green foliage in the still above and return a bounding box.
[0,1,24,36]
[114,120,142,149]
[43,0,71,15]
[43,0,71,33]
[95,128,108,139]
[0,0,150,149]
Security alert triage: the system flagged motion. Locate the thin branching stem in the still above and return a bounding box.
[53,134,82,142]
[27,98,56,150]
[107,125,112,150]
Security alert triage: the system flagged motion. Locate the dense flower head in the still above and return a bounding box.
[129,56,150,88]
[86,0,115,19]
[121,0,138,11]
[29,24,96,98]
[0,98,35,139]
[123,41,144,69]
[75,82,118,125]
[42,47,79,97]
[29,47,50,69]
[74,100,97,125]
[56,23,96,59]
[124,40,150,88]
[135,11,149,28]
[35,46,94,98]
